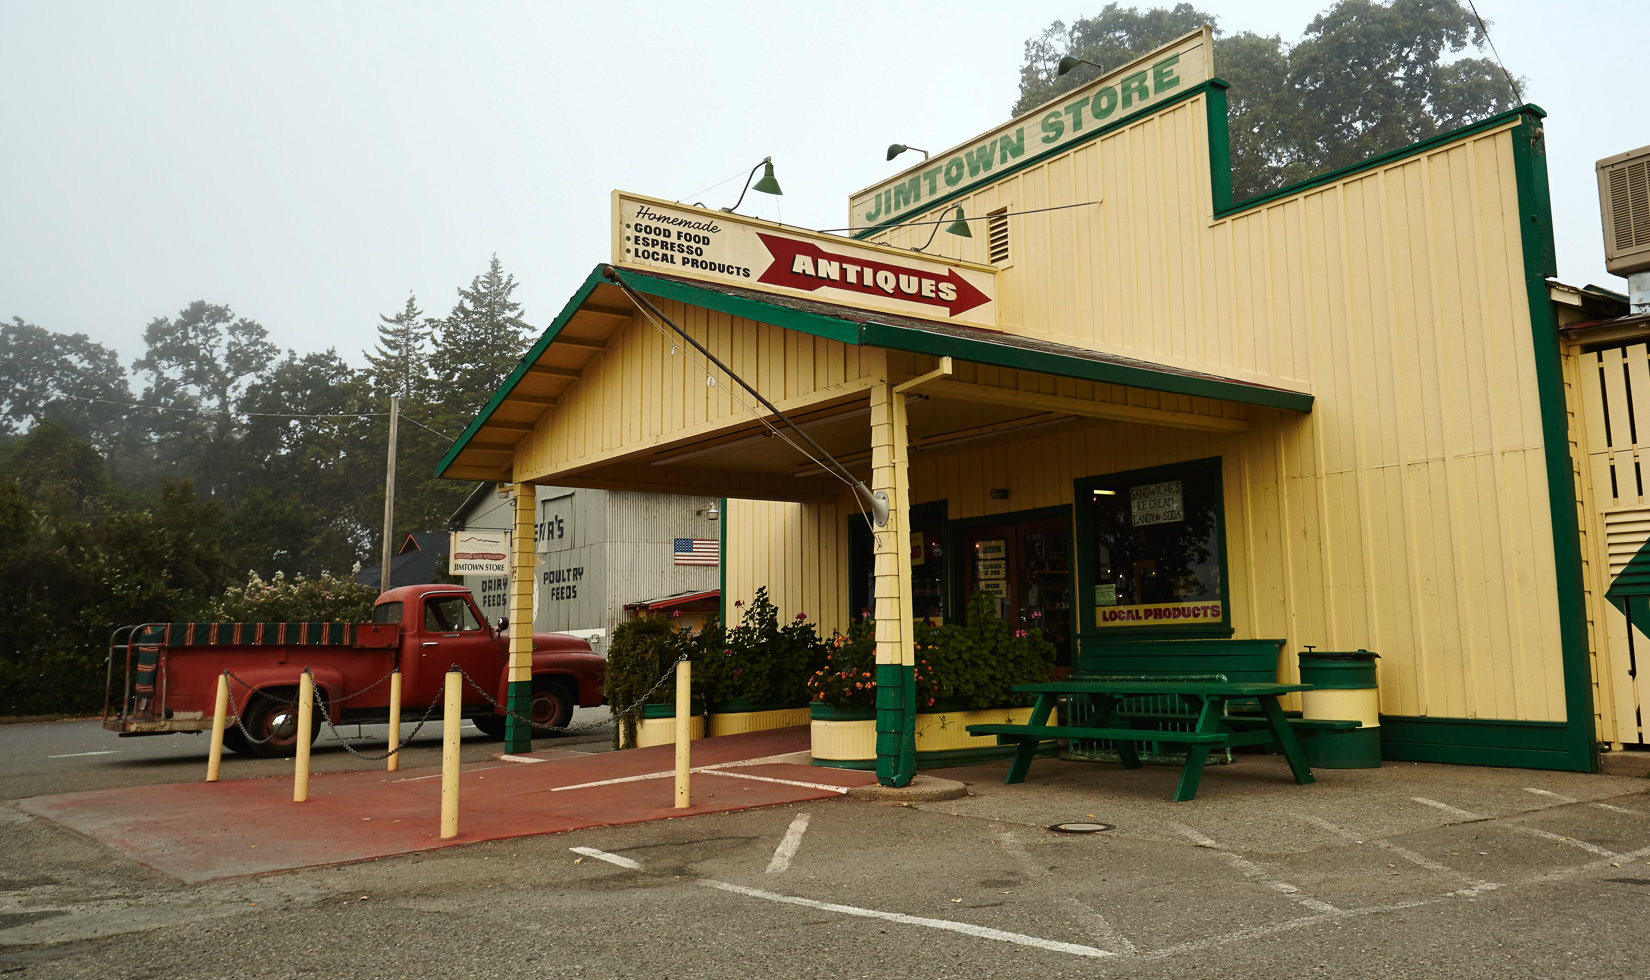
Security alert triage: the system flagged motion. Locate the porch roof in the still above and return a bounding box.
[437,263,1314,482]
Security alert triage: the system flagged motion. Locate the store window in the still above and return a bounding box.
[848,500,948,623]
[1075,457,1228,637]
[952,508,1073,666]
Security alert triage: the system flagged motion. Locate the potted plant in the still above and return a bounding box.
[806,609,878,768]
[705,588,823,736]
[908,592,1058,766]
[806,594,1057,769]
[604,616,702,749]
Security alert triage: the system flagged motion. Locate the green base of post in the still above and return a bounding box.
[874,663,916,787]
[504,678,533,754]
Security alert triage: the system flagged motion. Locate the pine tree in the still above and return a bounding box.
[429,254,533,420]
[364,293,431,399]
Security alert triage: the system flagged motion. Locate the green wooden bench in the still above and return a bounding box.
[1070,637,1359,752]
[967,680,1320,801]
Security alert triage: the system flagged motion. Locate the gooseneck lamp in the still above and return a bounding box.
[886,143,929,162]
[1056,55,1104,77]
[915,207,973,251]
[723,157,783,213]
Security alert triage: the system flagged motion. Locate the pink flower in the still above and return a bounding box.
[735,600,744,608]
[671,609,681,618]
[795,613,807,622]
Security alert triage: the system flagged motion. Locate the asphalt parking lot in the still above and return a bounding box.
[4,718,1650,979]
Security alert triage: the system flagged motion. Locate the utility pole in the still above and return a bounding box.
[379,394,400,594]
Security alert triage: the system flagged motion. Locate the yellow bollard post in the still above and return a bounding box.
[440,669,461,839]
[294,670,314,802]
[674,657,691,809]
[206,671,230,783]
[387,670,402,773]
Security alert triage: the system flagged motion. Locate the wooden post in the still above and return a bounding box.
[294,671,314,803]
[206,671,229,783]
[379,393,400,595]
[440,670,461,839]
[386,670,402,772]
[674,657,692,808]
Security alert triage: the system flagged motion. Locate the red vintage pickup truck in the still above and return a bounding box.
[104,584,605,756]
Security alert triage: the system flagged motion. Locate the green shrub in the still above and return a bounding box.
[208,568,377,622]
[706,587,826,707]
[603,617,697,748]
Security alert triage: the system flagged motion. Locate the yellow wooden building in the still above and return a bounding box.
[438,29,1599,778]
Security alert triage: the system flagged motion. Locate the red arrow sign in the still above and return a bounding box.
[756,234,990,318]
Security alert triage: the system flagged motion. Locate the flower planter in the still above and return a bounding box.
[914,704,1055,768]
[707,699,811,737]
[808,703,877,769]
[809,703,1056,769]
[621,702,704,749]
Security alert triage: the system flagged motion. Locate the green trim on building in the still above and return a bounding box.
[1213,103,1544,219]
[1505,108,1595,774]
[504,678,533,754]
[1379,716,1577,770]
[1203,80,1235,213]
[858,320,1314,412]
[718,496,728,628]
[623,271,863,345]
[437,266,609,478]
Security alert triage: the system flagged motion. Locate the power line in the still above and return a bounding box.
[1464,0,1523,104]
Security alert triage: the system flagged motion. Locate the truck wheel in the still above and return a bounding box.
[530,683,574,734]
[242,689,320,758]
[471,713,506,739]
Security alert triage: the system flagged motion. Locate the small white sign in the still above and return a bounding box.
[1130,481,1184,526]
[451,530,509,575]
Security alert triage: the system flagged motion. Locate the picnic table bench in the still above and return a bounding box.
[967,679,1345,802]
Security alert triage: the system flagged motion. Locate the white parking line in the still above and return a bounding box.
[47,751,118,759]
[1517,827,1619,858]
[766,813,811,873]
[1593,803,1634,814]
[700,879,1113,958]
[1524,788,1578,804]
[1295,813,1501,895]
[705,770,849,795]
[569,847,642,869]
[1171,823,1339,914]
[1410,797,1483,820]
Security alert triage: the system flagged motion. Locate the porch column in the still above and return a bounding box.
[504,482,536,753]
[869,382,917,787]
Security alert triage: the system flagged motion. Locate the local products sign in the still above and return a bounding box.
[612,192,997,330]
[848,27,1211,234]
[451,530,509,575]
[1096,601,1223,627]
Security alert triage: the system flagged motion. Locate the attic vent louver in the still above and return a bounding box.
[987,207,1010,266]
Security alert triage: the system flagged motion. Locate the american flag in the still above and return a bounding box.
[673,538,719,566]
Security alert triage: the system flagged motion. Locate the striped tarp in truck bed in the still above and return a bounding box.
[131,622,377,647]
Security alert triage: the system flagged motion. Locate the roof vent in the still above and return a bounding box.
[1599,145,1650,274]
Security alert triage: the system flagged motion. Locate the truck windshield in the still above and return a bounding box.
[424,596,483,632]
[372,601,402,625]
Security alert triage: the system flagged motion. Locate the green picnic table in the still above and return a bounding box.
[967,679,1319,802]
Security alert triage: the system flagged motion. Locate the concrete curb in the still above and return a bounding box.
[1599,751,1650,779]
[846,775,969,802]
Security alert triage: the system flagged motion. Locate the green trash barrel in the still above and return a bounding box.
[1297,650,1381,769]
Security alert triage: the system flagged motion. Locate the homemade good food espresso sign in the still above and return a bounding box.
[612,191,997,330]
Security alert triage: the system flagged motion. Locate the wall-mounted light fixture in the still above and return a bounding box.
[722,157,783,213]
[696,501,721,521]
[914,207,973,252]
[989,488,1010,500]
[1056,55,1104,77]
[886,143,929,162]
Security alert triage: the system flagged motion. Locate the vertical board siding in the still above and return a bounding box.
[853,108,1557,724]
[517,303,870,481]
[725,497,851,639]
[1572,343,1650,744]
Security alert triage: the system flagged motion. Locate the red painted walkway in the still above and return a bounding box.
[18,727,875,882]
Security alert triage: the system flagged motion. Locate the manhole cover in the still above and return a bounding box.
[1049,822,1114,833]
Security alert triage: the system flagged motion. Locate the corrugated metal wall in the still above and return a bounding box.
[600,491,720,632]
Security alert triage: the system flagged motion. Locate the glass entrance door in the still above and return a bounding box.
[955,513,1072,666]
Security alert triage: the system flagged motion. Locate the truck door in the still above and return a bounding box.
[413,593,505,707]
